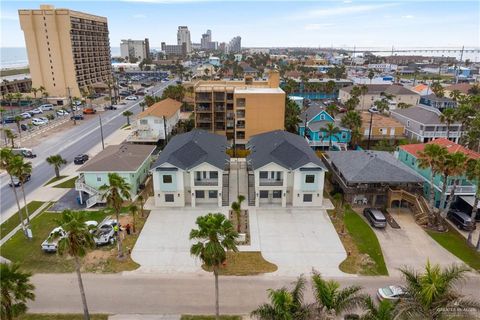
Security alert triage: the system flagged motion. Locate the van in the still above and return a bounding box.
[363,208,387,229]
[40,104,54,111]
[447,210,476,231]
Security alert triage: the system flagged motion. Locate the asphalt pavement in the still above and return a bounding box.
[0,79,176,219]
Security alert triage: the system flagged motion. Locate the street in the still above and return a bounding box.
[0,79,176,219]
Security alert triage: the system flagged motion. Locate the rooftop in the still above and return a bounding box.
[234,87,284,94]
[360,112,404,128]
[444,83,474,94]
[341,84,418,96]
[400,138,480,159]
[137,98,181,119]
[391,105,459,125]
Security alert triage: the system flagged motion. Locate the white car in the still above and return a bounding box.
[377,285,406,301]
[30,108,43,114]
[38,117,49,124]
[93,218,118,246]
[40,104,54,111]
[31,118,47,126]
[368,107,380,114]
[20,112,32,119]
[56,109,69,116]
[125,95,138,101]
[41,221,98,253]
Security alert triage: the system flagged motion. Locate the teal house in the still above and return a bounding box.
[298,106,351,150]
[397,138,478,208]
[75,144,156,208]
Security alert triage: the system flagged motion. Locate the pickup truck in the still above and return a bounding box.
[12,148,37,158]
[93,218,118,246]
[41,221,98,252]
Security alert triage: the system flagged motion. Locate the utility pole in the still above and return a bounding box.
[455,45,465,84]
[99,115,105,150]
[367,111,373,150]
[67,87,76,125]
[163,115,168,145]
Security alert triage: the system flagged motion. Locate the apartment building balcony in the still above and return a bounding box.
[197,123,212,130]
[214,92,225,101]
[127,130,162,143]
[420,131,461,138]
[236,111,246,119]
[196,93,212,102]
[259,179,284,186]
[194,179,219,186]
[439,182,476,195]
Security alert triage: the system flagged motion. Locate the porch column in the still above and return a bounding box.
[282,189,287,207]
[78,190,83,204]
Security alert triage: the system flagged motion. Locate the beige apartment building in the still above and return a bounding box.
[194,71,285,147]
[19,5,112,98]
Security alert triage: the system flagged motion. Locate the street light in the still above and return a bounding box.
[367,109,374,150]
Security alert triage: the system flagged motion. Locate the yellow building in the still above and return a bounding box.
[360,112,405,140]
[193,71,285,147]
[19,5,112,98]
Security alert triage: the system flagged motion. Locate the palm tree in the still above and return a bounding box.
[341,111,362,133]
[122,110,133,126]
[367,69,375,84]
[14,116,23,139]
[311,270,366,318]
[0,263,35,320]
[137,194,145,218]
[189,213,238,320]
[443,152,469,216]
[325,104,337,118]
[359,84,369,109]
[139,102,146,112]
[4,128,17,148]
[449,89,463,102]
[230,195,245,233]
[397,102,412,109]
[0,149,27,235]
[55,210,96,320]
[325,80,337,98]
[30,87,39,100]
[284,98,301,133]
[395,262,480,319]
[251,275,312,320]
[465,159,480,247]
[13,92,23,106]
[360,296,396,320]
[345,97,360,111]
[431,82,444,98]
[46,154,67,178]
[11,157,33,227]
[99,173,131,258]
[323,122,341,149]
[373,99,389,114]
[128,203,139,234]
[439,108,456,140]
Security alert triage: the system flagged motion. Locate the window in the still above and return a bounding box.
[272,190,282,198]
[165,194,174,202]
[208,190,218,198]
[303,194,313,202]
[195,190,205,198]
[162,175,172,183]
[407,120,410,127]
[305,175,315,183]
[210,171,218,179]
[96,176,102,182]
[259,190,269,198]
[320,114,325,120]
[140,119,147,125]
[154,119,161,124]
[259,171,268,179]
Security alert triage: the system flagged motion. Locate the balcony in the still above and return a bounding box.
[194,179,219,186]
[259,179,283,186]
[439,182,476,195]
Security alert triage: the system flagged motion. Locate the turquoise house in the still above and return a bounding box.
[397,139,478,208]
[298,106,351,150]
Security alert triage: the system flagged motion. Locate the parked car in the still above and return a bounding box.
[41,221,98,253]
[71,114,84,120]
[31,118,47,126]
[56,109,69,116]
[105,105,117,110]
[38,117,49,124]
[20,124,28,131]
[20,112,32,119]
[125,95,138,101]
[2,116,15,124]
[447,210,476,231]
[9,174,31,187]
[12,148,36,158]
[74,154,89,165]
[30,108,43,114]
[363,208,387,228]
[377,285,405,301]
[40,104,54,111]
[83,108,96,114]
[93,218,118,246]
[368,107,380,114]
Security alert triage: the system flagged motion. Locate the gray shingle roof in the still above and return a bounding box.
[152,129,229,170]
[325,150,423,183]
[247,130,326,170]
[391,105,460,125]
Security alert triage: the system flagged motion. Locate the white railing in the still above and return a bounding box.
[194,179,219,186]
[439,182,476,195]
[75,177,100,196]
[421,131,461,138]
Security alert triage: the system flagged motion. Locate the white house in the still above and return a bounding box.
[127,98,181,143]
[246,130,327,207]
[151,129,229,207]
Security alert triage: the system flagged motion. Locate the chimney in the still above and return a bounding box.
[268,70,280,88]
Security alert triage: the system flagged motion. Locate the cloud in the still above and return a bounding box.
[132,13,147,18]
[289,3,397,20]
[401,14,414,19]
[304,23,334,31]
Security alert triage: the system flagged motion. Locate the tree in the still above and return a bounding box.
[345,97,360,111]
[311,270,366,317]
[359,84,369,109]
[55,210,96,320]
[449,89,463,102]
[46,154,67,178]
[360,296,396,320]
[439,108,456,140]
[251,276,312,320]
[284,98,301,133]
[325,80,337,98]
[4,128,17,148]
[137,194,145,218]
[373,99,389,114]
[431,82,444,98]
[395,262,480,319]
[325,104,338,118]
[397,102,412,109]
[122,111,133,125]
[161,85,185,102]
[323,122,341,149]
[465,159,480,249]
[189,213,238,320]
[367,69,375,84]
[99,173,131,258]
[0,263,35,320]
[230,195,245,233]
[128,203,139,234]
[30,87,39,100]
[341,111,362,132]
[443,152,469,216]
[13,116,23,139]
[139,102,146,112]
[0,149,27,235]
[13,92,23,105]
[11,157,33,227]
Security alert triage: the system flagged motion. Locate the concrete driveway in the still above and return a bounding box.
[250,207,347,277]
[373,209,464,276]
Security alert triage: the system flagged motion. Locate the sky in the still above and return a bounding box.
[1,0,479,48]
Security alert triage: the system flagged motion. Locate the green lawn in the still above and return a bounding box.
[181,316,242,320]
[44,176,67,186]
[202,251,277,276]
[0,210,110,273]
[52,176,77,188]
[0,201,45,239]
[343,208,388,276]
[427,228,480,272]
[17,315,108,320]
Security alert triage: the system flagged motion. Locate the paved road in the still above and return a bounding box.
[28,273,480,314]
[0,79,176,219]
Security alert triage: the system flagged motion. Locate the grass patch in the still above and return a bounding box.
[121,123,131,129]
[0,67,30,77]
[1,201,45,239]
[181,316,241,320]
[17,314,108,320]
[44,176,67,186]
[426,228,480,272]
[52,176,77,189]
[202,251,277,276]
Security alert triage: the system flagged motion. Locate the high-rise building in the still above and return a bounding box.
[193,70,285,147]
[201,29,213,50]
[177,26,191,53]
[227,36,242,54]
[120,38,150,62]
[19,4,112,97]
[161,42,187,57]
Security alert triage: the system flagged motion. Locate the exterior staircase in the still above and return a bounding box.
[388,189,429,226]
[222,173,229,207]
[247,173,255,206]
[75,175,106,208]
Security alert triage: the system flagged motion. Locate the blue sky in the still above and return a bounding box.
[1,0,479,48]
